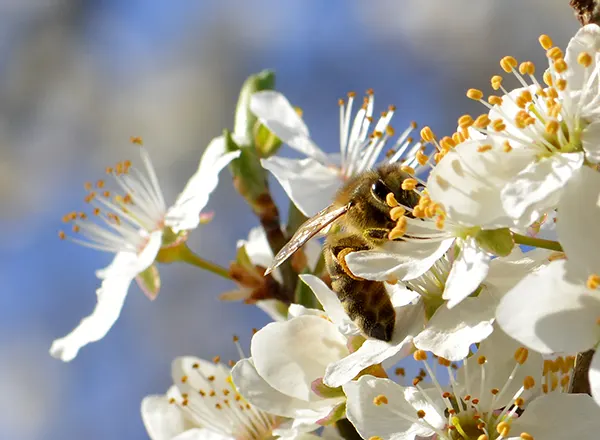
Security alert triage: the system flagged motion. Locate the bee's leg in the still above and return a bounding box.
[325,234,395,342]
[362,227,392,243]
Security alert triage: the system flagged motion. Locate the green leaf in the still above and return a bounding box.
[136,264,161,300]
[476,227,514,257]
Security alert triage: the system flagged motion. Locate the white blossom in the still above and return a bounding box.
[141,356,315,440]
[428,25,600,229]
[344,328,600,440]
[251,90,421,216]
[51,137,239,361]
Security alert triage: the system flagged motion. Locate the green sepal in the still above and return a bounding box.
[311,377,344,399]
[317,402,347,426]
[136,264,161,300]
[254,122,282,158]
[234,70,276,147]
[224,129,268,205]
[476,227,514,257]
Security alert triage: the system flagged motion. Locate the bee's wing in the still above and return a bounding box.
[265,203,350,275]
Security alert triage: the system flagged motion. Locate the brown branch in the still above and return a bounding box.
[570,0,600,25]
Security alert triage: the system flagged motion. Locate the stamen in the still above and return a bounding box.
[587,274,600,289]
[578,52,592,67]
[500,56,518,73]
[386,192,399,207]
[539,34,553,50]
[467,89,484,100]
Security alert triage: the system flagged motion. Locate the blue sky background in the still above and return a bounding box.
[0,1,579,439]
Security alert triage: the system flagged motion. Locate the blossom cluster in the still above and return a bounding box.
[54,25,600,440]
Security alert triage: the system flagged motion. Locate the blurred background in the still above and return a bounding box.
[0,1,580,439]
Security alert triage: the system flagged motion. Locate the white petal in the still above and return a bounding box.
[299,274,359,336]
[50,232,162,361]
[590,351,600,408]
[141,394,188,440]
[456,326,543,410]
[511,393,600,440]
[344,377,439,440]
[414,294,495,361]
[166,136,240,232]
[496,260,600,354]
[428,140,534,228]
[557,166,600,274]
[251,315,348,401]
[239,226,274,270]
[231,358,339,419]
[251,91,328,163]
[582,120,600,163]
[345,238,454,282]
[443,237,491,308]
[171,357,230,393]
[261,156,342,216]
[564,24,600,117]
[484,247,552,297]
[324,301,424,388]
[501,152,584,227]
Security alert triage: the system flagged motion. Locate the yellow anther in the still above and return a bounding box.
[491,75,503,90]
[545,120,559,135]
[554,58,567,73]
[587,274,600,289]
[578,51,592,67]
[523,375,535,389]
[373,395,388,406]
[388,226,406,241]
[478,434,489,440]
[556,78,567,91]
[400,165,415,174]
[401,178,418,191]
[130,136,143,145]
[496,421,511,437]
[488,95,503,106]
[519,61,536,75]
[413,350,428,361]
[58,231,66,240]
[474,114,491,128]
[547,47,564,61]
[369,437,384,440]
[500,56,518,72]
[390,206,406,221]
[490,388,499,395]
[440,136,456,150]
[416,150,428,166]
[386,126,395,137]
[520,433,534,440]
[560,374,570,388]
[452,131,465,144]
[547,87,559,99]
[458,114,474,129]
[386,192,399,207]
[420,126,435,142]
[72,224,80,233]
[492,119,506,132]
[467,88,484,100]
[514,347,529,365]
[181,375,188,383]
[502,141,513,152]
[477,144,493,153]
[386,275,398,285]
[477,355,487,365]
[416,409,426,418]
[395,367,405,376]
[515,397,525,408]
[338,98,344,106]
[543,70,553,86]
[412,377,423,386]
[539,34,553,50]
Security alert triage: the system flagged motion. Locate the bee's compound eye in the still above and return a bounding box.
[371,179,391,203]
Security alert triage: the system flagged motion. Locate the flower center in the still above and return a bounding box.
[58,138,167,254]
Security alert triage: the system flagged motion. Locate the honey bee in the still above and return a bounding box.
[265,163,419,342]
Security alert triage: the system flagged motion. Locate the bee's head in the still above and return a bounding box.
[337,163,420,234]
